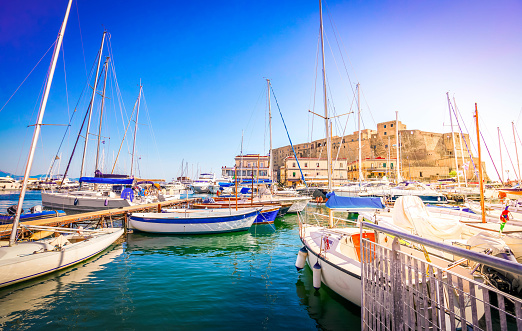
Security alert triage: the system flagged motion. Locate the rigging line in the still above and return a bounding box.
[323,12,357,108]
[451,102,477,174]
[324,0,356,92]
[310,34,321,148]
[269,82,307,188]
[243,85,265,152]
[0,41,56,113]
[334,94,356,163]
[142,90,167,180]
[75,0,88,78]
[61,44,71,120]
[500,131,520,181]
[479,131,503,184]
[45,50,98,180]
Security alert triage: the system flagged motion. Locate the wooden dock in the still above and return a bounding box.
[0,198,201,239]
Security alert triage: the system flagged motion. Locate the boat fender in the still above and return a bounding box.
[312,261,322,290]
[295,246,308,271]
[74,198,79,206]
[104,199,109,206]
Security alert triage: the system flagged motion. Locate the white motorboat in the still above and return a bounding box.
[191,173,219,194]
[0,177,21,191]
[129,207,260,234]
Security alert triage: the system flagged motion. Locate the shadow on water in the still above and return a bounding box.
[296,266,361,330]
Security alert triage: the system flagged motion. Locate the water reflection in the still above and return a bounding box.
[0,245,124,325]
[296,267,361,330]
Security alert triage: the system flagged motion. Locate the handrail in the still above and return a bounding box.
[361,221,522,276]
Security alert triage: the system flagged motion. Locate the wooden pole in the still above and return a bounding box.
[474,104,486,223]
[234,166,238,211]
[251,165,254,206]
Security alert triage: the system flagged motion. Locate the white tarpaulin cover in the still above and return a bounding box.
[467,231,508,256]
[392,196,463,240]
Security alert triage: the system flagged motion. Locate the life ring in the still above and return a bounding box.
[315,196,323,203]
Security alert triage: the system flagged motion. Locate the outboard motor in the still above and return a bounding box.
[480,247,522,296]
[7,205,23,215]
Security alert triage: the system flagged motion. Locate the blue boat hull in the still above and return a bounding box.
[255,208,280,224]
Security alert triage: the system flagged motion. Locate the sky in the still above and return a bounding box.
[0,0,521,181]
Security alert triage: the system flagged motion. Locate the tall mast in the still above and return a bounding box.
[395,111,402,182]
[130,83,142,177]
[357,83,363,182]
[80,31,106,178]
[453,97,468,187]
[447,93,460,187]
[474,104,486,223]
[10,0,73,246]
[498,127,504,182]
[95,57,110,172]
[319,0,332,191]
[513,121,521,184]
[267,79,273,193]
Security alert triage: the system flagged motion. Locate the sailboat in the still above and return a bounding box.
[296,0,387,305]
[0,0,123,288]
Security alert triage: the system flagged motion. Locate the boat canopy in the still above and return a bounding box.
[79,177,134,185]
[325,192,385,210]
[94,170,129,179]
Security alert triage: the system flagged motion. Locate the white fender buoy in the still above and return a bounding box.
[295,246,308,271]
[312,261,322,290]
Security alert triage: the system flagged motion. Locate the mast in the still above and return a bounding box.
[267,79,273,193]
[10,0,73,246]
[453,97,468,187]
[474,104,486,223]
[498,127,504,182]
[447,93,460,187]
[319,0,332,191]
[95,56,110,172]
[357,83,363,182]
[395,111,402,182]
[130,84,142,177]
[80,31,106,178]
[513,121,521,184]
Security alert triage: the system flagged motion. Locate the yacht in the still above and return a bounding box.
[191,173,219,194]
[0,177,21,191]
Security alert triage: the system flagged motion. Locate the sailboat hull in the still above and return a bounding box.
[0,228,123,288]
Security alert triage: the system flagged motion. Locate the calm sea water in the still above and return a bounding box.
[0,192,361,330]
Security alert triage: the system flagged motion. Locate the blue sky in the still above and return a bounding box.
[1,0,521,181]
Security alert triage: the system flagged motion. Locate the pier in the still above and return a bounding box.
[0,198,201,239]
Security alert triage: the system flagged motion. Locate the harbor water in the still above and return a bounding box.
[0,192,360,330]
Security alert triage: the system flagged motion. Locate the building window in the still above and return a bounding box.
[420,172,423,178]
[304,163,308,167]
[384,124,387,128]
[259,170,267,176]
[316,163,320,167]
[293,172,296,177]
[391,163,394,169]
[316,172,319,175]
[293,162,296,167]
[384,132,387,135]
[340,163,343,167]
[385,145,388,148]
[371,163,374,168]
[260,162,263,168]
[391,123,394,127]
[383,163,386,168]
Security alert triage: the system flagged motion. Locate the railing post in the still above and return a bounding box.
[391,237,404,330]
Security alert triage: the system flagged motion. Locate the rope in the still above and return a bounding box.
[500,131,520,181]
[480,131,503,184]
[269,82,308,188]
[0,41,56,113]
[450,100,478,175]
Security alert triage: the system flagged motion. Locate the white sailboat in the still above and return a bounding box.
[0,0,123,288]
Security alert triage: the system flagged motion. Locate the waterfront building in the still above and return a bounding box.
[272,119,489,183]
[281,156,347,187]
[221,154,270,182]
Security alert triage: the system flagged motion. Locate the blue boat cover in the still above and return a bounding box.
[80,177,134,185]
[240,187,251,194]
[325,192,385,210]
[218,182,234,187]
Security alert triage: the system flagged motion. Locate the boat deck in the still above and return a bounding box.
[0,198,200,239]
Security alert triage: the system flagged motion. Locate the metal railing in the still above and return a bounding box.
[360,221,522,331]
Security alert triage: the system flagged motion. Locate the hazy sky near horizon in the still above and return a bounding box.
[1,0,521,181]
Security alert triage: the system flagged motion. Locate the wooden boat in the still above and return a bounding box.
[128,207,261,234]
